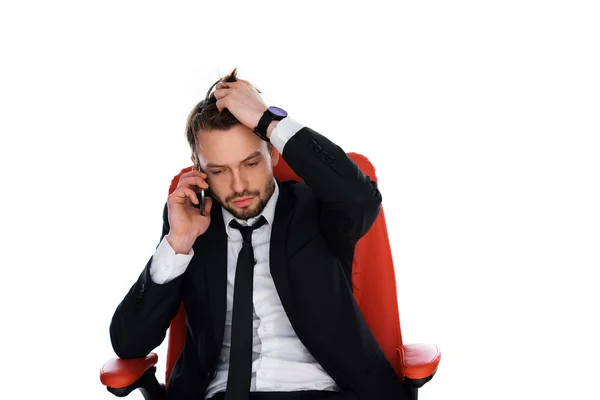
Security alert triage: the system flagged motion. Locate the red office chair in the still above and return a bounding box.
[100,153,441,399]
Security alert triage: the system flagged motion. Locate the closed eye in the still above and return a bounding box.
[246,161,259,167]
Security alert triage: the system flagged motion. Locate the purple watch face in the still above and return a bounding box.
[268,106,288,117]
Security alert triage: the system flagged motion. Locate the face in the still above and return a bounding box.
[195,124,279,220]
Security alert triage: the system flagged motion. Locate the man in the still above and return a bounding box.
[110,69,408,400]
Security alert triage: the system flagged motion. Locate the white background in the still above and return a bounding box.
[1,1,598,399]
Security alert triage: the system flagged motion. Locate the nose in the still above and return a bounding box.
[230,169,247,195]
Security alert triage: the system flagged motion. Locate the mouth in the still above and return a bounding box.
[231,196,255,208]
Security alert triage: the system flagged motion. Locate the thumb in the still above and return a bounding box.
[203,197,214,215]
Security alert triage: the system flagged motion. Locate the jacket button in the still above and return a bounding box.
[327,155,335,163]
[314,145,322,153]
[309,140,316,148]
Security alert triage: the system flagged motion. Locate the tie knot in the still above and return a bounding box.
[229,216,267,243]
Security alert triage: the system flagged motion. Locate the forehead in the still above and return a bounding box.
[196,125,267,166]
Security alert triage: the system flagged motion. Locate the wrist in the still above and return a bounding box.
[255,107,287,141]
[266,120,280,139]
[166,232,196,255]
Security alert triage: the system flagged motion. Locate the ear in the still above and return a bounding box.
[270,145,280,167]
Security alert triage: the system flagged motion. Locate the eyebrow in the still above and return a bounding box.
[205,151,263,169]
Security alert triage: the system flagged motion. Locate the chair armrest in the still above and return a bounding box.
[100,353,159,389]
[397,343,441,380]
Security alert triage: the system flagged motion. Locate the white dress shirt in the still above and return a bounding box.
[149,117,340,398]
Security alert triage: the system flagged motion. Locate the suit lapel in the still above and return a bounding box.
[270,180,296,321]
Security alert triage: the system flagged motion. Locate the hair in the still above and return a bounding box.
[185,68,270,165]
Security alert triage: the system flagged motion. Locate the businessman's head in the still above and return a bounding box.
[185,68,279,220]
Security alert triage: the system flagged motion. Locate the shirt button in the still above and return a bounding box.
[262,325,268,332]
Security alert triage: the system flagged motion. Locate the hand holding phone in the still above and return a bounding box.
[165,168,213,254]
[190,164,213,216]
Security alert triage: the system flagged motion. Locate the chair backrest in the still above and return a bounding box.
[164,153,404,384]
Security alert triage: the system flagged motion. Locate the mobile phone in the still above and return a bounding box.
[197,187,213,216]
[192,165,212,216]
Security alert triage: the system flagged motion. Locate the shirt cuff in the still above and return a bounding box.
[149,236,194,284]
[269,117,304,154]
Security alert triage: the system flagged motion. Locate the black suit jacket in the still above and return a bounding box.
[110,127,407,400]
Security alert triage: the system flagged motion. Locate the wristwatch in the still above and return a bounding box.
[253,106,288,142]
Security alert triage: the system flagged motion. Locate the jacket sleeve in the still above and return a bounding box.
[279,125,382,255]
[109,202,184,359]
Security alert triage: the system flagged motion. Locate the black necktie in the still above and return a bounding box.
[225,216,267,400]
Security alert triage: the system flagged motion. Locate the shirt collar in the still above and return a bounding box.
[222,178,279,238]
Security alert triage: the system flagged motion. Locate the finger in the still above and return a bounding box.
[215,98,227,112]
[239,80,258,92]
[213,88,231,100]
[178,175,209,190]
[180,170,208,181]
[181,169,207,178]
[193,168,208,178]
[169,186,199,205]
[181,187,200,205]
[203,197,213,215]
[179,172,207,184]
[215,82,230,89]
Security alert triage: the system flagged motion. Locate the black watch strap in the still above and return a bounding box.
[253,109,285,141]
